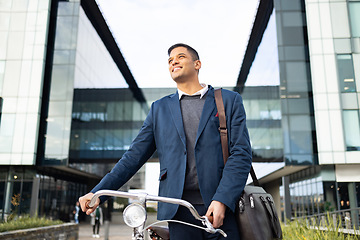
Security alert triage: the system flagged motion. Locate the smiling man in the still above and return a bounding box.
[79,43,252,240]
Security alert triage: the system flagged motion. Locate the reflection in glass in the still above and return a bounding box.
[284,176,325,217]
[289,131,312,155]
[285,62,309,92]
[337,54,356,93]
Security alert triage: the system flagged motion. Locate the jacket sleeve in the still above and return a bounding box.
[91,103,156,203]
[212,92,252,212]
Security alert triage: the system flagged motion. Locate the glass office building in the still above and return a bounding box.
[272,0,360,220]
[236,0,360,221]
[0,0,359,223]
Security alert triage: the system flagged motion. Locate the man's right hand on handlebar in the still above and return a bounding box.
[78,192,100,215]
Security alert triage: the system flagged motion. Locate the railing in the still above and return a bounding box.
[292,208,360,235]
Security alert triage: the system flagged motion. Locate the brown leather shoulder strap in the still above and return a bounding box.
[214,88,259,186]
[214,89,229,162]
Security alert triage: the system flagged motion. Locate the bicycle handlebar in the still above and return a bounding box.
[88,190,227,237]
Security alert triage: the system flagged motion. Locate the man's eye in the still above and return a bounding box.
[168,60,172,64]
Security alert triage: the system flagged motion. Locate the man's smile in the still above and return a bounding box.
[172,66,182,72]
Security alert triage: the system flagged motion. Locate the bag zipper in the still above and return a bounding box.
[250,195,254,208]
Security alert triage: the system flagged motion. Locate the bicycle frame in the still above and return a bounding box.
[88,190,227,240]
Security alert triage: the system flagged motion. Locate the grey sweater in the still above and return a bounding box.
[180,93,207,204]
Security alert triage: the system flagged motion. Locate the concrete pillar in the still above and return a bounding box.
[282,176,292,221]
[30,177,40,217]
[348,182,359,228]
[4,169,14,218]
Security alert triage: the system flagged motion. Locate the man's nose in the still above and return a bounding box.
[172,58,179,65]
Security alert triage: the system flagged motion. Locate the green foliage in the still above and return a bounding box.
[7,193,21,222]
[282,215,359,240]
[0,215,62,233]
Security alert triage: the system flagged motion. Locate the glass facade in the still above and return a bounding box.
[70,88,147,163]
[280,171,360,220]
[0,0,129,221]
[288,176,324,217]
[275,0,317,165]
[0,167,87,221]
[241,86,283,161]
[0,0,51,165]
[43,0,80,165]
[37,173,87,222]
[279,165,337,220]
[70,86,283,166]
[43,1,128,165]
[0,168,35,219]
[0,0,358,224]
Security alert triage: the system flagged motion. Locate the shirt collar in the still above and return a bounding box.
[178,83,208,100]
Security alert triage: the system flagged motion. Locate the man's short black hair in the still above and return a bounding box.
[168,43,200,61]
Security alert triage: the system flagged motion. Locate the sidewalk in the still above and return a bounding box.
[78,212,162,240]
[78,221,132,240]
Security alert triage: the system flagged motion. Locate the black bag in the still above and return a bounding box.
[237,184,282,239]
[214,89,282,240]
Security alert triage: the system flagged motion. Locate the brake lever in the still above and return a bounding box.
[201,216,227,237]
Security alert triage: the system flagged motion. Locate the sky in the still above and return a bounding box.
[95,0,279,88]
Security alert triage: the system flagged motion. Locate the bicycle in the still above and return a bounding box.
[86,190,227,240]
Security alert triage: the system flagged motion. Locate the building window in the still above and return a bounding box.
[349,1,360,37]
[336,55,356,93]
[343,110,360,151]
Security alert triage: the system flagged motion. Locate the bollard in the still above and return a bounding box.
[332,214,337,230]
[345,212,351,229]
[321,216,326,228]
[104,220,110,240]
[311,217,316,228]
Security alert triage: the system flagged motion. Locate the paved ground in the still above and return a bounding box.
[78,212,164,240]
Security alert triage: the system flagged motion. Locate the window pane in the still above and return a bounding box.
[289,132,313,154]
[343,110,360,150]
[337,55,356,93]
[286,62,309,92]
[349,2,360,37]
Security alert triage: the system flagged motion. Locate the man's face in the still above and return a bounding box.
[168,47,201,82]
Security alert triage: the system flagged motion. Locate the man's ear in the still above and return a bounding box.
[194,60,201,70]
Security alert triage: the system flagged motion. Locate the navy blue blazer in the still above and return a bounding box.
[91,86,252,220]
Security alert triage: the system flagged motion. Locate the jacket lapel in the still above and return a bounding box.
[195,86,216,145]
[167,92,186,148]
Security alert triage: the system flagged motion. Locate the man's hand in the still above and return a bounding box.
[78,193,100,215]
[205,200,226,228]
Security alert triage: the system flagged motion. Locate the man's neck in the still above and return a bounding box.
[176,80,203,95]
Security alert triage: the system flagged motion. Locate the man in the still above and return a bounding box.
[79,43,252,239]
